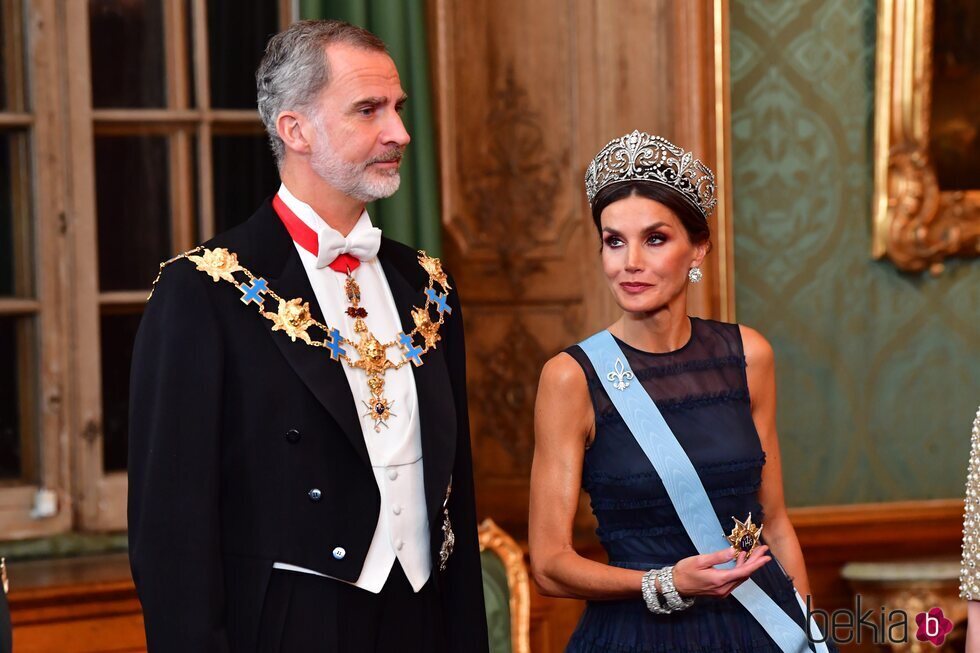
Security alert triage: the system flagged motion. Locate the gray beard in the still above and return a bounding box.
[310,144,402,203]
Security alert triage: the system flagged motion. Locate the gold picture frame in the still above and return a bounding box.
[873,0,980,274]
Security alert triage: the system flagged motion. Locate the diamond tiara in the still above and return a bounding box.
[584,130,717,219]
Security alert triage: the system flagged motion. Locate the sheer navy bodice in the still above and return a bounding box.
[563,318,830,653]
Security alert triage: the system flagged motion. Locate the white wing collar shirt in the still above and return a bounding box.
[272,183,431,593]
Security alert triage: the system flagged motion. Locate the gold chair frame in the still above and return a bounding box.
[478,518,530,653]
[873,0,980,274]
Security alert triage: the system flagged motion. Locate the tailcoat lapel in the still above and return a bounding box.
[247,201,370,468]
[378,240,457,521]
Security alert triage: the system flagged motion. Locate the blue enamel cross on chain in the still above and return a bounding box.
[239,277,269,306]
[399,332,424,367]
[425,288,452,315]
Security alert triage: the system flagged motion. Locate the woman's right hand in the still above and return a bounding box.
[671,546,772,598]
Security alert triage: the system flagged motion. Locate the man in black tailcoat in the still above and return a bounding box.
[128,19,488,652]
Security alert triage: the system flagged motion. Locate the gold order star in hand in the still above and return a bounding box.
[418,251,451,291]
[412,307,441,350]
[727,513,764,556]
[263,297,315,344]
[188,247,242,283]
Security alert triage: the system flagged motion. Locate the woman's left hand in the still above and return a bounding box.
[671,545,772,598]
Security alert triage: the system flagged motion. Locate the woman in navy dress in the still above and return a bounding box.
[529,131,833,652]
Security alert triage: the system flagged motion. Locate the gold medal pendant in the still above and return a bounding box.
[345,275,399,432]
[363,376,395,432]
[351,327,397,432]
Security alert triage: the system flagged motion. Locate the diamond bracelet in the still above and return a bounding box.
[641,568,668,614]
[657,565,695,611]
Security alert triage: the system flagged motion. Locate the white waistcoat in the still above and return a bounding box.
[272,184,431,593]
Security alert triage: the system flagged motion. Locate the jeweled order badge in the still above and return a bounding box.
[727,513,763,555]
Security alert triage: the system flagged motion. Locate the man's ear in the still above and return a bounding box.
[276,110,314,156]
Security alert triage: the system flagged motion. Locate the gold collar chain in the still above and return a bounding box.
[150,247,453,432]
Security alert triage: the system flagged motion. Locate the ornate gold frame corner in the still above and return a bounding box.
[478,518,530,653]
[873,0,980,274]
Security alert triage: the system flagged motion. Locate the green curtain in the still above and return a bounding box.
[300,0,441,255]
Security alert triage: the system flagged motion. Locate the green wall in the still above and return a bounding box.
[730,0,980,506]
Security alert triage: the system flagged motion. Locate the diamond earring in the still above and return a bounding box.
[688,266,703,284]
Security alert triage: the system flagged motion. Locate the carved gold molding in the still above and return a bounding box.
[478,518,530,653]
[671,0,736,321]
[873,0,980,274]
[712,0,736,321]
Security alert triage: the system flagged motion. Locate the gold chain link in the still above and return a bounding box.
[149,247,450,372]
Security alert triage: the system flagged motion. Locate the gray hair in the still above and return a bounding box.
[256,20,388,166]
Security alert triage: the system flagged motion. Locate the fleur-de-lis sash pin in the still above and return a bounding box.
[607,357,634,391]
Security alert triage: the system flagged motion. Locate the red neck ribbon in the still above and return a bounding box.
[271,194,361,273]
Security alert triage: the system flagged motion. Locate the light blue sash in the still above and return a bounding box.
[579,330,828,653]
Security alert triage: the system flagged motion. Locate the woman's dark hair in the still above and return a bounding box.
[590,181,711,247]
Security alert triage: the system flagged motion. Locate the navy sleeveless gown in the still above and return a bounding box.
[563,317,834,653]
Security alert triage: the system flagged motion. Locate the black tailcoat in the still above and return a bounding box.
[0,585,10,653]
[128,200,488,652]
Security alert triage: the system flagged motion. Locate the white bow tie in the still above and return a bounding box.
[315,225,383,269]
